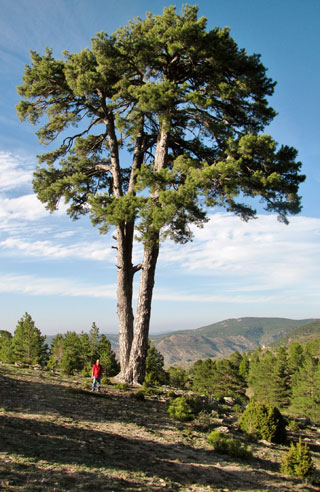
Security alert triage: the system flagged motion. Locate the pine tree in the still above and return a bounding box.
[59,331,83,375]
[269,347,291,408]
[288,342,304,377]
[11,313,47,365]
[47,334,65,371]
[0,330,13,363]
[191,359,216,395]
[98,334,120,378]
[248,350,276,403]
[17,5,305,383]
[290,354,320,422]
[89,322,100,361]
[191,357,246,401]
[145,341,168,385]
[239,353,250,380]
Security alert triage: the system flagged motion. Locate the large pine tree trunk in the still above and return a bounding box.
[116,221,135,376]
[118,122,169,384]
[124,236,159,384]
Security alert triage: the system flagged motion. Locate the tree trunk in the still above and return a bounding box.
[124,236,159,384]
[116,221,135,376]
[119,120,169,384]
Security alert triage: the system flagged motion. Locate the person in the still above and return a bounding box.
[92,359,103,392]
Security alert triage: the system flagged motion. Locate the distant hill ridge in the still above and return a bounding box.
[150,317,318,366]
[46,317,319,367]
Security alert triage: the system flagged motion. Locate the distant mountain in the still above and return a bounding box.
[272,320,320,347]
[150,317,317,366]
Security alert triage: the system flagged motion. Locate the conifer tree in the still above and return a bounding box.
[144,341,168,385]
[98,334,120,377]
[89,322,100,361]
[17,5,305,383]
[0,331,13,363]
[248,350,276,403]
[191,359,216,394]
[269,347,291,408]
[11,313,47,365]
[288,342,304,377]
[191,357,246,400]
[47,333,65,371]
[290,354,320,422]
[238,353,250,380]
[59,331,83,375]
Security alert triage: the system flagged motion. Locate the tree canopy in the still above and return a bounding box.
[17,5,305,383]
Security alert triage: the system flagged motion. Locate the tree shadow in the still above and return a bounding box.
[0,369,318,491]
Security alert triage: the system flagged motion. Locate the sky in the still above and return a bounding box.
[0,0,319,336]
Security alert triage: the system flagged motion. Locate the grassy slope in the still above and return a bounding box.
[0,363,319,491]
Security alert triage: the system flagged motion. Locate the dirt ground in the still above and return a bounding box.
[0,363,319,491]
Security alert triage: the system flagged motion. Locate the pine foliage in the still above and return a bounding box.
[11,313,48,365]
[281,438,315,481]
[238,400,287,443]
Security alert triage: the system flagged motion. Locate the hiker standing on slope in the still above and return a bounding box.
[92,359,103,392]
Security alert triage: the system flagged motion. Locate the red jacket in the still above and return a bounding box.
[92,363,102,378]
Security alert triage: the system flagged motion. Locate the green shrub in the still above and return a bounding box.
[238,400,287,443]
[168,394,204,421]
[101,376,110,385]
[281,438,315,481]
[208,430,252,458]
[168,396,194,421]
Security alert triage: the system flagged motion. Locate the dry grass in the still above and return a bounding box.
[0,363,319,491]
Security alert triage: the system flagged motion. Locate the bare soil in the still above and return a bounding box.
[0,363,319,491]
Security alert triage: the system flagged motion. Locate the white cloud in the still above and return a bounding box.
[0,237,114,261]
[160,213,320,292]
[0,194,48,222]
[0,151,33,191]
[0,273,117,299]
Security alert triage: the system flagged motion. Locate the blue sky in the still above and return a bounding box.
[0,0,319,335]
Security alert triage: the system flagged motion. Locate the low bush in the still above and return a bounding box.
[238,400,287,443]
[168,396,194,421]
[208,430,252,458]
[168,394,203,421]
[281,438,315,481]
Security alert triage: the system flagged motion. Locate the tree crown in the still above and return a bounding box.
[17,4,305,244]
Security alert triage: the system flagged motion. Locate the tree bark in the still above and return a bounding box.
[115,119,145,380]
[116,221,135,375]
[123,121,170,384]
[124,236,159,384]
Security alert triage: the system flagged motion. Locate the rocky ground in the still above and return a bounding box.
[0,363,319,491]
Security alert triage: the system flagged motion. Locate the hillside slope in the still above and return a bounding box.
[151,317,316,366]
[1,364,319,491]
[272,320,320,347]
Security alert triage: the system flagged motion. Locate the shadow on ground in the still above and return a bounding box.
[0,368,317,492]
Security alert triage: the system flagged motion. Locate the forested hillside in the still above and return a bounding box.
[272,320,320,347]
[151,317,316,366]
